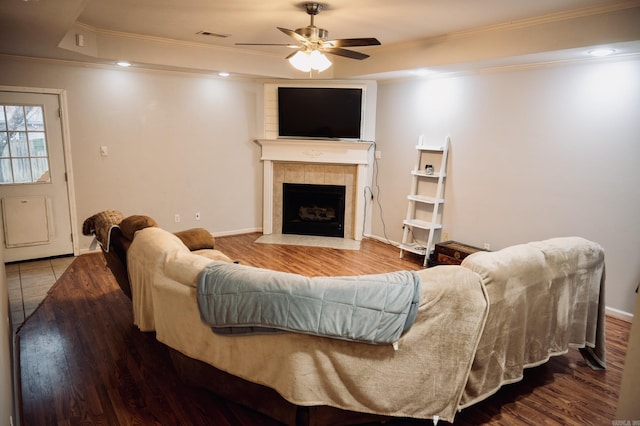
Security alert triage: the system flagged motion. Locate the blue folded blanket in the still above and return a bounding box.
[196,261,421,345]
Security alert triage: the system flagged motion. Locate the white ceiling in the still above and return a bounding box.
[77,0,609,47]
[1,0,639,79]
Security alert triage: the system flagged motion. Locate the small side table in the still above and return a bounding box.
[428,240,488,267]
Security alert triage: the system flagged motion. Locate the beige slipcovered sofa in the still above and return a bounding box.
[119,225,606,424]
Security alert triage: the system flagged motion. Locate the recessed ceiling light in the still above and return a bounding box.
[116,61,132,67]
[218,72,230,77]
[587,48,616,57]
[410,69,434,77]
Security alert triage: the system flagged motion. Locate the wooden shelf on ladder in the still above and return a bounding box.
[399,136,450,266]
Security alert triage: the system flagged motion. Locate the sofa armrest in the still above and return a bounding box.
[163,250,230,288]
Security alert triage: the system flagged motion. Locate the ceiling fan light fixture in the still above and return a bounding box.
[288,49,332,72]
[289,51,312,72]
[238,3,379,69]
[310,49,332,72]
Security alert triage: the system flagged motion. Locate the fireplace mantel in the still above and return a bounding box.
[256,139,374,240]
[257,139,373,165]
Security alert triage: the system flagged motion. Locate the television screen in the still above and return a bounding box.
[278,87,363,140]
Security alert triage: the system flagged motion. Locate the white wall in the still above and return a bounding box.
[0,57,264,250]
[373,57,640,315]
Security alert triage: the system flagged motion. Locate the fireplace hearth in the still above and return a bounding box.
[282,183,346,238]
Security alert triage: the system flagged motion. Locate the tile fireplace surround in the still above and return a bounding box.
[256,139,374,241]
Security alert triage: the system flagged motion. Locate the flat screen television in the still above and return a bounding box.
[277,87,363,140]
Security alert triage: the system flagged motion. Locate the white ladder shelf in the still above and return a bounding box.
[399,136,450,266]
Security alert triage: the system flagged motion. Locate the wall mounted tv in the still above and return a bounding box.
[277,87,363,140]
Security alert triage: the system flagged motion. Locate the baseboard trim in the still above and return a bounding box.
[362,233,399,247]
[606,307,634,323]
[78,247,101,256]
[212,227,262,238]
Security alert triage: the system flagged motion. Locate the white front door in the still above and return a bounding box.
[0,91,74,262]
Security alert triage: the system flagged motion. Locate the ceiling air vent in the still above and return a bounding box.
[197,31,230,38]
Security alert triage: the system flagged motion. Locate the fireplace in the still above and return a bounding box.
[282,183,346,237]
[256,139,374,241]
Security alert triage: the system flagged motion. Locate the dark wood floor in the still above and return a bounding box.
[16,232,630,425]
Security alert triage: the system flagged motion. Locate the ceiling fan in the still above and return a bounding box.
[236,2,381,71]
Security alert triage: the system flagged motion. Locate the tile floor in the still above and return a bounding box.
[6,256,76,333]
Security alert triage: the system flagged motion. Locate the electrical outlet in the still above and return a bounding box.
[442,231,449,241]
[483,243,491,250]
[174,214,180,223]
[375,150,382,159]
[195,212,201,221]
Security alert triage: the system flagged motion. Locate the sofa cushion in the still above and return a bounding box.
[174,228,216,251]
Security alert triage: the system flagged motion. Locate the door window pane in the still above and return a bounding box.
[9,131,28,156]
[32,158,50,182]
[25,106,44,131]
[12,158,31,182]
[6,106,25,131]
[0,159,11,183]
[0,104,51,184]
[29,132,47,156]
[0,133,7,156]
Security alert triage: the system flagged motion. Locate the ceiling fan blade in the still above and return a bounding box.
[285,50,301,60]
[277,27,309,44]
[324,38,381,48]
[235,43,299,48]
[324,47,370,60]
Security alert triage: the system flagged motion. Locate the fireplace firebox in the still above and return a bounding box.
[282,183,346,238]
